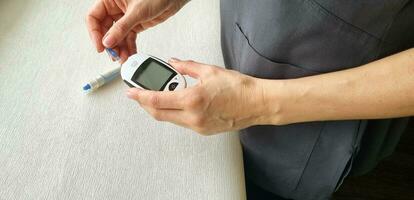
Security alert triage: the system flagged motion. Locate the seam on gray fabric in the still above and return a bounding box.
[232,23,241,69]
[352,120,363,150]
[234,23,323,73]
[333,152,354,193]
[293,122,326,192]
[307,0,384,42]
[333,121,364,192]
[373,0,410,59]
[357,34,379,66]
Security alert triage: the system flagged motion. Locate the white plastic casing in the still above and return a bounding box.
[121,53,186,91]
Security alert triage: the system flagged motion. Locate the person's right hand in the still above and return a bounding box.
[86,0,189,62]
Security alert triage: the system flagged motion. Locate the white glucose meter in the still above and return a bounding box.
[121,53,186,91]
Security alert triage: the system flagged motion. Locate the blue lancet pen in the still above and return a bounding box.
[82,48,121,93]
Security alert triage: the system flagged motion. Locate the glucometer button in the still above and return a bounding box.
[168,82,179,91]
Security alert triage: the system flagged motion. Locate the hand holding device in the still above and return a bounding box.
[126,59,268,135]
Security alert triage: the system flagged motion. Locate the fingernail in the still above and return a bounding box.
[169,57,181,63]
[103,35,116,47]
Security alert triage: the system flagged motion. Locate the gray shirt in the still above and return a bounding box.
[220,0,414,199]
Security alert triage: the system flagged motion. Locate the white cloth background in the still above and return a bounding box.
[0,0,246,199]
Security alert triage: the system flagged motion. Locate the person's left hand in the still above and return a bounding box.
[126,59,275,135]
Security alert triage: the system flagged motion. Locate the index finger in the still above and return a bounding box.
[127,88,187,109]
[86,1,107,52]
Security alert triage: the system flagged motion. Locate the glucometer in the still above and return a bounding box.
[121,53,186,91]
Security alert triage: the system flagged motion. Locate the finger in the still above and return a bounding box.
[100,17,114,49]
[140,105,189,126]
[86,1,107,52]
[132,24,145,34]
[168,59,207,78]
[101,16,114,32]
[105,47,120,62]
[126,32,137,55]
[102,14,123,52]
[102,7,150,48]
[127,88,186,109]
[119,45,129,63]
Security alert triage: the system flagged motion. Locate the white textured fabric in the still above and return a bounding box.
[0,0,246,199]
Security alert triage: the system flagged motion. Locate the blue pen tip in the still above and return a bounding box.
[107,48,115,56]
[83,84,91,91]
[106,48,120,61]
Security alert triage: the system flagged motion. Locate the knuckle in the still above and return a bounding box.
[185,60,197,67]
[114,22,129,33]
[85,15,95,26]
[149,95,160,107]
[185,92,205,109]
[205,67,219,76]
[193,95,205,106]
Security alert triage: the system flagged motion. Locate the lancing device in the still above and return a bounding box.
[82,48,121,93]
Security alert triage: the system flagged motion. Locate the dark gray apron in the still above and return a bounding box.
[220,0,414,199]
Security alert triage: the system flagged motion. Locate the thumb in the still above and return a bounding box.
[168,58,205,78]
[103,11,142,48]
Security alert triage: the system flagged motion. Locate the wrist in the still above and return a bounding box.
[237,75,303,128]
[250,78,288,126]
[257,78,309,126]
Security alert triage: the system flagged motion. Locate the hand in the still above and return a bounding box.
[86,0,188,62]
[126,59,277,135]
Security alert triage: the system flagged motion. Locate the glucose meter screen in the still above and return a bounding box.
[134,59,174,90]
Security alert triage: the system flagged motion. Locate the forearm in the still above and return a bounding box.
[261,48,414,125]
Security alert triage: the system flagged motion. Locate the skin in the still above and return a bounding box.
[87,0,414,136]
[86,0,188,62]
[268,48,414,125]
[126,58,270,134]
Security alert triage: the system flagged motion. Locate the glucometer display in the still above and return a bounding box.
[122,52,186,91]
[132,59,175,90]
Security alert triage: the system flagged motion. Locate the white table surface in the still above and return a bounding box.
[0,0,246,199]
